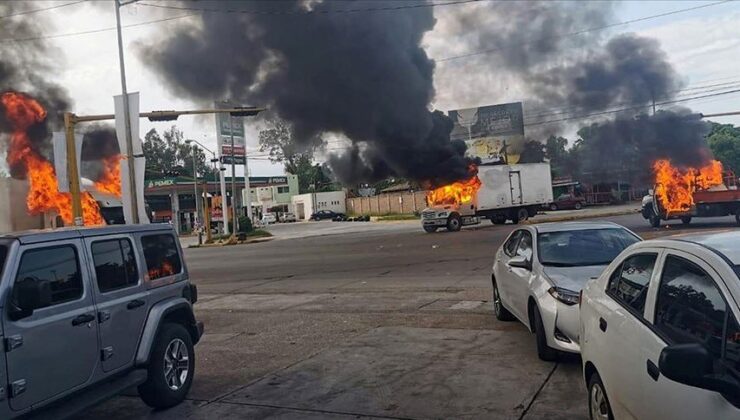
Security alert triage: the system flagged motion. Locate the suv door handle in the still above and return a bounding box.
[127,299,145,310]
[72,313,95,326]
[599,317,607,332]
[647,360,660,381]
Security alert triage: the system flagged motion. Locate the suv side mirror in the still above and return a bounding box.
[9,278,44,321]
[508,256,531,271]
[659,343,740,397]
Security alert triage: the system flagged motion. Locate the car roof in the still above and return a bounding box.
[668,230,740,266]
[0,224,177,245]
[533,221,626,233]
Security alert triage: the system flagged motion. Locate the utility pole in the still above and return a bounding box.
[229,116,238,239]
[63,112,83,225]
[115,0,140,223]
[190,144,202,244]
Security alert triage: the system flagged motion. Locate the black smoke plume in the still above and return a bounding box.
[80,124,120,181]
[0,2,71,178]
[138,0,475,186]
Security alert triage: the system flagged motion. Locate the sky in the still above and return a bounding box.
[7,0,740,177]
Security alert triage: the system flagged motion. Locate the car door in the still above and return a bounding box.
[507,230,534,320]
[590,251,660,419]
[495,230,522,314]
[640,251,740,420]
[86,235,149,372]
[3,239,99,411]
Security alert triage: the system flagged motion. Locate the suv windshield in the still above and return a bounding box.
[538,228,639,267]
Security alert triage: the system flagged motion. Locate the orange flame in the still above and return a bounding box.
[427,166,482,206]
[1,91,105,225]
[148,260,175,280]
[95,154,122,197]
[653,159,724,215]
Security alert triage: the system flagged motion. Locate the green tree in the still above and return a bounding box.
[707,122,740,172]
[259,119,321,193]
[143,126,214,179]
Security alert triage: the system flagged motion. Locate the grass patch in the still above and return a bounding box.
[377,214,419,221]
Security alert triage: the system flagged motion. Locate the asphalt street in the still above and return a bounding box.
[80,213,739,420]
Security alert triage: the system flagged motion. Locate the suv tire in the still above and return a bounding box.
[139,323,195,409]
[492,277,515,321]
[533,305,558,361]
[588,371,614,420]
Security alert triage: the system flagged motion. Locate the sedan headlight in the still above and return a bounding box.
[548,287,580,306]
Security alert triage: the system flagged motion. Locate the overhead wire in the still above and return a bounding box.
[0,0,87,19]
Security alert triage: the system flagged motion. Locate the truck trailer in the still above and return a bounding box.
[421,163,553,233]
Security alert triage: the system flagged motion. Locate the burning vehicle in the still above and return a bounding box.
[421,163,553,233]
[641,159,740,227]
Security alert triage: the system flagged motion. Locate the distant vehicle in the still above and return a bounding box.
[311,210,344,221]
[261,213,277,224]
[0,225,203,419]
[421,163,553,233]
[281,212,297,223]
[547,193,586,211]
[580,231,740,420]
[491,222,640,361]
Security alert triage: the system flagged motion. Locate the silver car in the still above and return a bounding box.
[491,222,640,361]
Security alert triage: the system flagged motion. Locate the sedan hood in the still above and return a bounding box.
[542,265,607,291]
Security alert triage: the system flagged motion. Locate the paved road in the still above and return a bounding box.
[81,213,738,419]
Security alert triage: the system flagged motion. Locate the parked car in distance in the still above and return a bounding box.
[580,231,740,420]
[281,212,297,223]
[0,225,203,419]
[261,213,277,225]
[547,193,587,211]
[311,210,344,221]
[491,222,640,361]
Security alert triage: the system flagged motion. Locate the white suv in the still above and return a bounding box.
[580,231,740,420]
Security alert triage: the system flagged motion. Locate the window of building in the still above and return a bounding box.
[277,186,289,194]
[92,239,139,293]
[141,234,182,280]
[13,245,83,309]
[607,253,657,316]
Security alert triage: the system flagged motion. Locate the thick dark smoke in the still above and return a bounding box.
[80,124,120,181]
[138,0,475,186]
[0,2,72,178]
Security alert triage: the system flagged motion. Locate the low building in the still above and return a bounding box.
[243,175,299,216]
[291,191,346,220]
[0,178,46,233]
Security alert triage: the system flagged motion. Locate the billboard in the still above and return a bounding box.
[448,102,525,164]
[215,100,246,161]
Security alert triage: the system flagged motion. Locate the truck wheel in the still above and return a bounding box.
[649,215,661,228]
[423,226,438,233]
[491,214,506,225]
[681,216,692,225]
[446,214,462,232]
[138,323,195,409]
[512,208,528,224]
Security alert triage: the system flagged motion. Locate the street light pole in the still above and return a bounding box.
[229,116,238,240]
[189,144,201,244]
[114,0,140,224]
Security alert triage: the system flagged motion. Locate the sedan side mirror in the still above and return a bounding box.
[659,343,739,397]
[508,256,531,271]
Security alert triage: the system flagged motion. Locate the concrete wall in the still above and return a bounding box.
[346,191,427,216]
[0,178,45,233]
[292,191,347,220]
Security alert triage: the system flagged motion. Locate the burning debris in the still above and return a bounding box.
[426,165,482,206]
[653,159,724,215]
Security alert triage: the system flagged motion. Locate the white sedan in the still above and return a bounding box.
[492,222,640,360]
[580,230,740,420]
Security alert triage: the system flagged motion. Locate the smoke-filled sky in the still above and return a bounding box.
[2,0,740,178]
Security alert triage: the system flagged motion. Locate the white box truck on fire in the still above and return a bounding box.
[421,163,553,232]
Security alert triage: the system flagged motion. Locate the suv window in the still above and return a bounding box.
[504,231,523,257]
[92,239,139,293]
[141,234,182,280]
[13,245,82,309]
[655,256,729,355]
[607,253,657,316]
[0,245,7,277]
[515,231,533,260]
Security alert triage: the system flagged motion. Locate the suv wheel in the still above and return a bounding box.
[492,277,514,321]
[139,323,195,409]
[588,371,614,420]
[532,305,558,361]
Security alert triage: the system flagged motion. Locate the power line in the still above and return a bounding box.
[435,0,734,63]
[0,0,87,19]
[0,13,196,43]
[137,0,482,15]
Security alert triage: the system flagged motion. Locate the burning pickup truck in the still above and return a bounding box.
[641,159,740,227]
[421,163,553,232]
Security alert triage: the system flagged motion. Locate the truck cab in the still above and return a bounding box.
[421,203,478,233]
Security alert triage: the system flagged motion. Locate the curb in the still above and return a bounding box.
[188,236,274,248]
